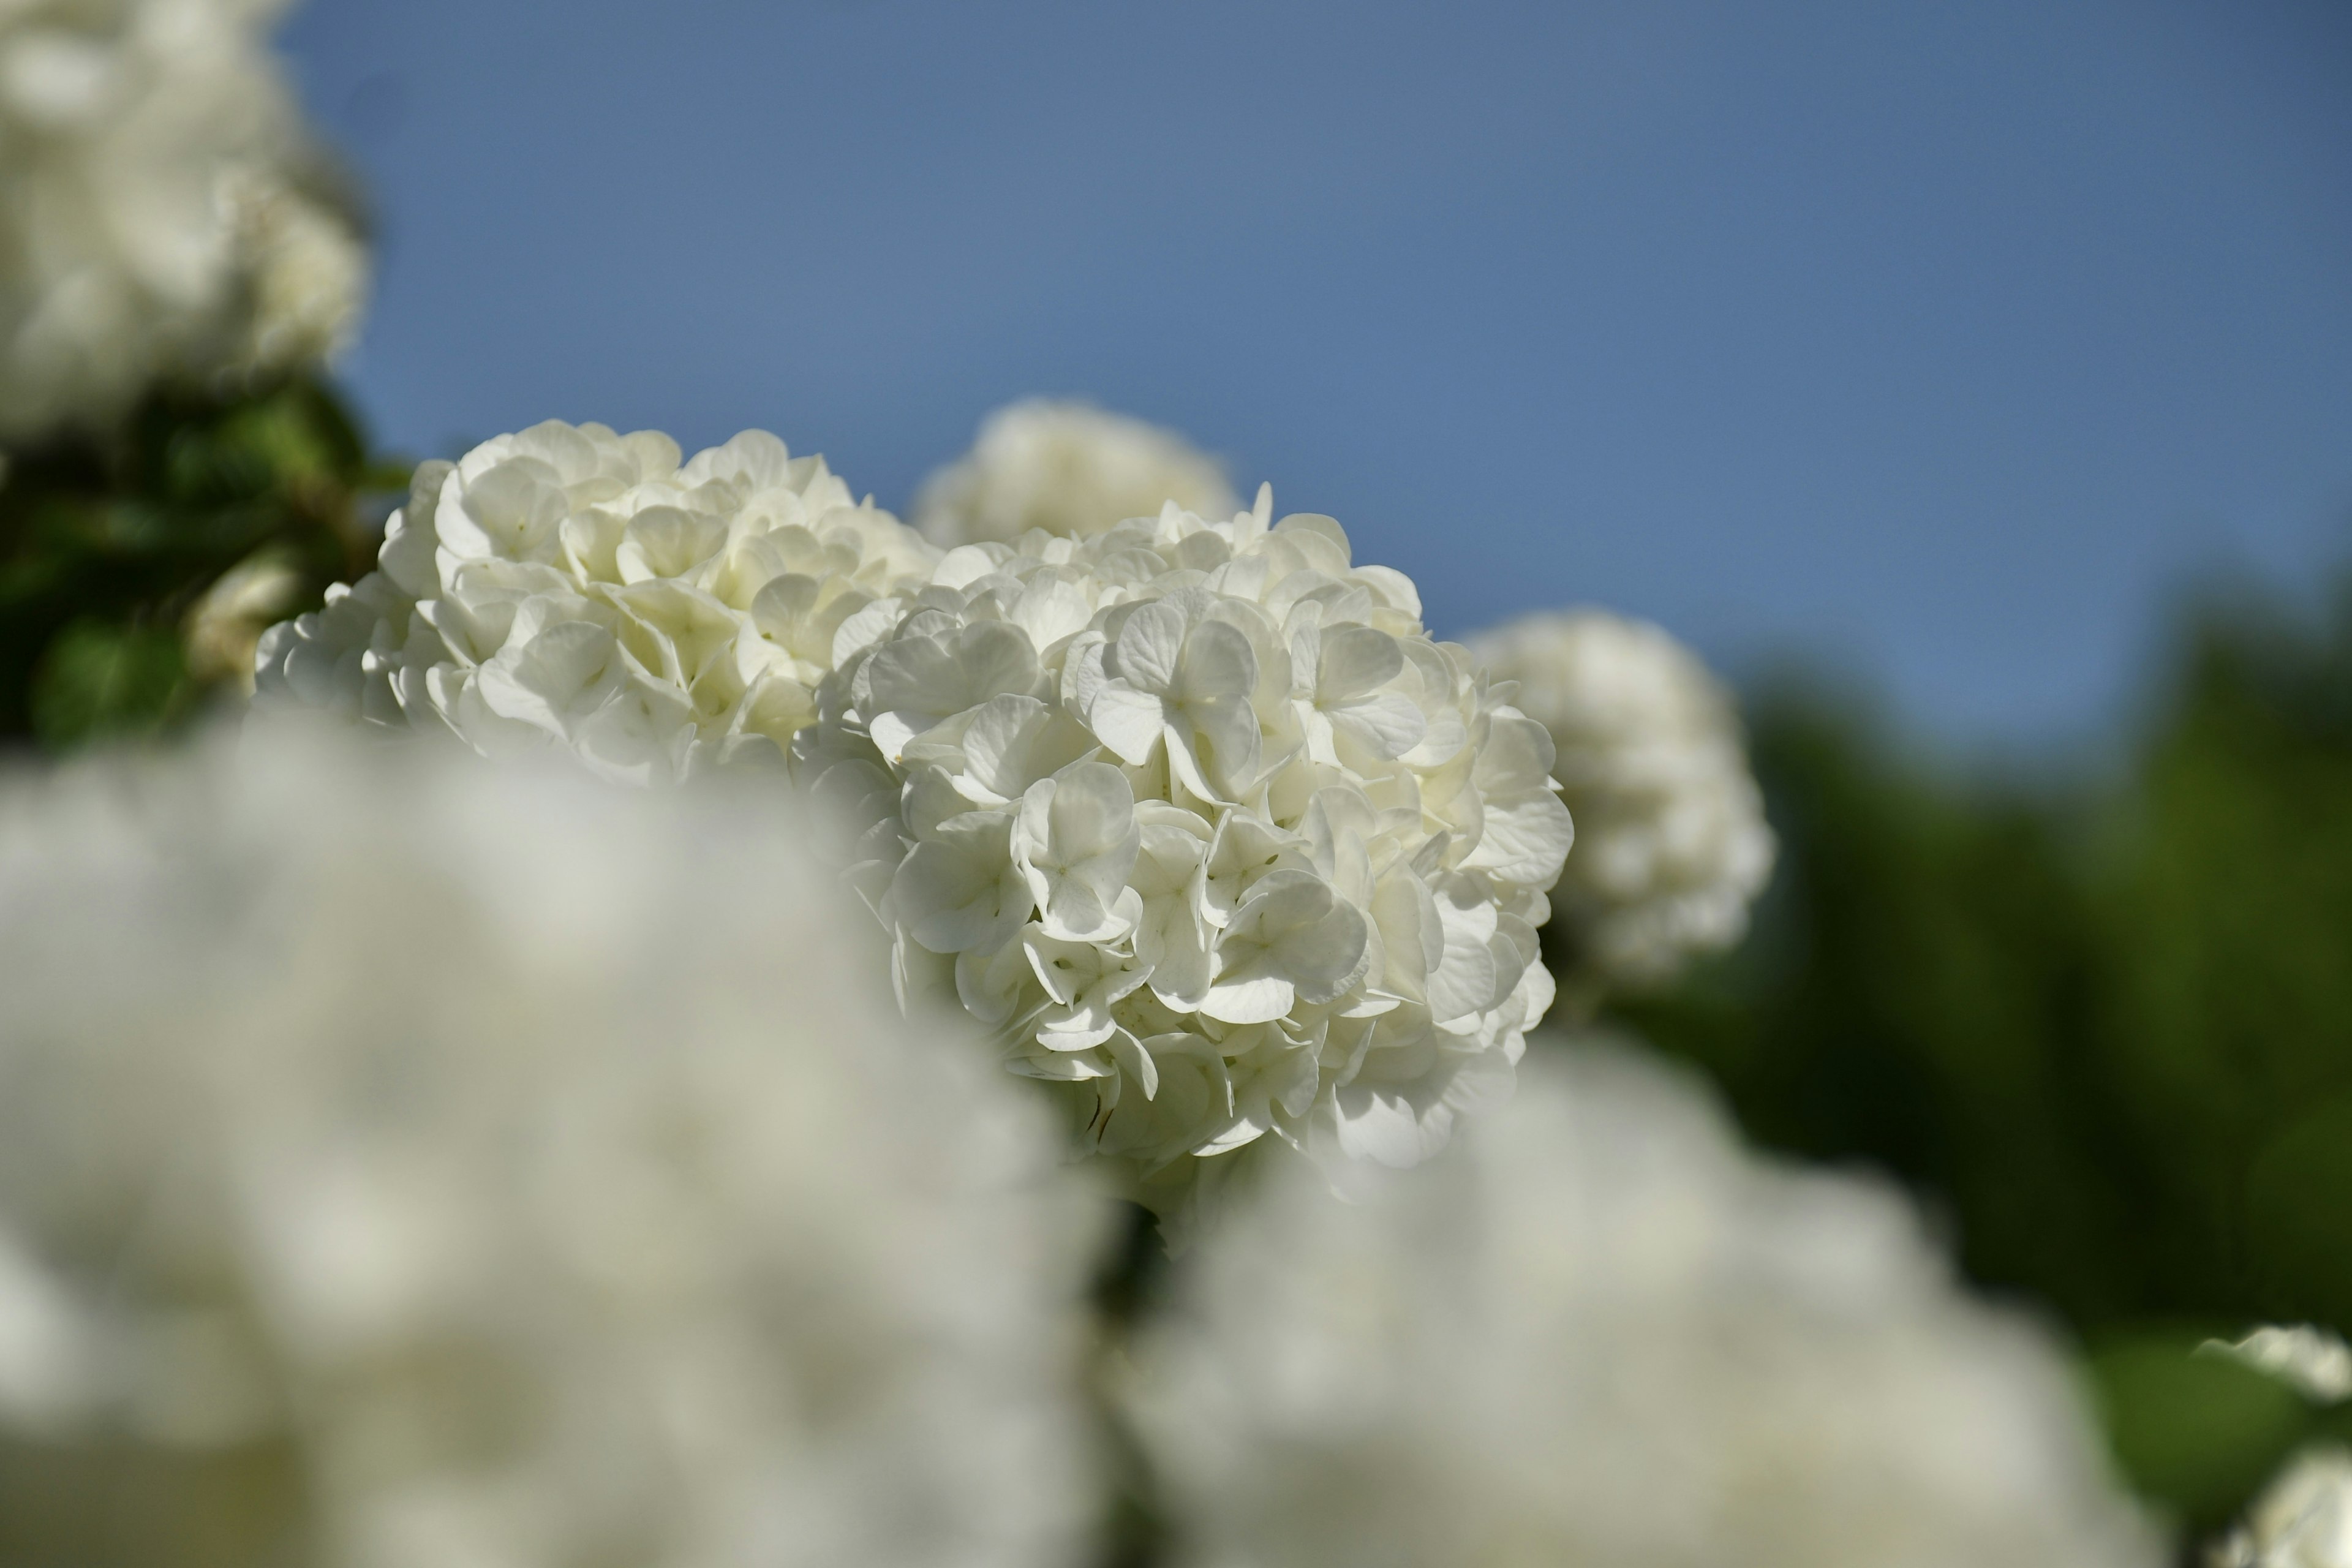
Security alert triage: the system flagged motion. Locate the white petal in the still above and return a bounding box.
[1087,682,1167,767]
[1113,598,1188,693]
[1315,625,1404,701]
[1174,619,1258,704]
[1330,690,1429,761]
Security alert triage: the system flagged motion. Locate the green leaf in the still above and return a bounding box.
[2089,1330,2315,1532]
[29,619,194,751]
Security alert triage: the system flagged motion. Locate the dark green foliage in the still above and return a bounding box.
[2088,1332,2313,1535]
[1613,574,2352,1532]
[29,619,197,749]
[0,376,402,749]
[2107,587,2352,1335]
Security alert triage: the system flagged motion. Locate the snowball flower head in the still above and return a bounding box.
[2210,1326,2352,1408]
[802,488,1573,1224]
[915,399,1239,548]
[257,420,940,781]
[2206,1332,2352,1568]
[219,158,367,372]
[1131,1039,2163,1568]
[0,0,366,442]
[2211,1447,2352,1568]
[0,724,1099,1568]
[1466,608,1774,992]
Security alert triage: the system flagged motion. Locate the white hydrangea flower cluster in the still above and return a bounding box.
[2207,1327,2352,1568]
[256,420,940,780]
[0,724,1100,1568]
[1466,608,1774,992]
[801,488,1574,1218]
[219,157,368,373]
[1131,1039,2163,1568]
[0,0,366,443]
[915,398,1239,548]
[2211,1447,2352,1568]
[2211,1325,2352,1407]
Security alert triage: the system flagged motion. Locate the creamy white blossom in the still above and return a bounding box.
[0,0,366,443]
[2206,1331,2352,1568]
[1466,608,1774,992]
[255,421,940,779]
[2211,1327,2352,1408]
[220,157,366,372]
[801,488,1574,1225]
[2212,1449,2352,1568]
[183,548,301,691]
[1131,1038,2163,1568]
[0,724,1099,1568]
[914,399,1239,548]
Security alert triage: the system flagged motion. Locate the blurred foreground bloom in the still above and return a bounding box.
[1131,1039,2162,1568]
[1466,609,1773,999]
[0,724,1100,1567]
[257,421,939,776]
[0,0,365,444]
[803,489,1572,1231]
[915,399,1238,548]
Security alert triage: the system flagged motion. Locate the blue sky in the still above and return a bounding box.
[279,0,2352,746]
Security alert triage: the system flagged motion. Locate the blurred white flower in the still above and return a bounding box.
[1131,1038,2163,1568]
[2211,1447,2352,1568]
[0,0,367,443]
[219,158,366,372]
[255,421,941,779]
[914,399,1238,548]
[2210,1326,2352,1407]
[183,549,302,692]
[1466,608,1774,993]
[802,488,1572,1229]
[0,723,1100,1568]
[2205,1333,2352,1568]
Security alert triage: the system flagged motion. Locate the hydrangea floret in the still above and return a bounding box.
[800,487,1574,1215]
[257,420,938,780]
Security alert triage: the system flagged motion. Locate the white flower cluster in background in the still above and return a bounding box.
[2207,1327,2352,1568]
[183,549,302,692]
[218,157,367,374]
[256,421,940,779]
[802,488,1573,1224]
[915,399,1239,548]
[2211,1325,2352,1407]
[1131,1038,2163,1568]
[0,0,366,443]
[0,725,1099,1568]
[2211,1447,2352,1568]
[1466,608,1774,993]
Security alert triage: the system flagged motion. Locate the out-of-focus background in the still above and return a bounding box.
[5,0,2351,1557]
[279,0,2352,745]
